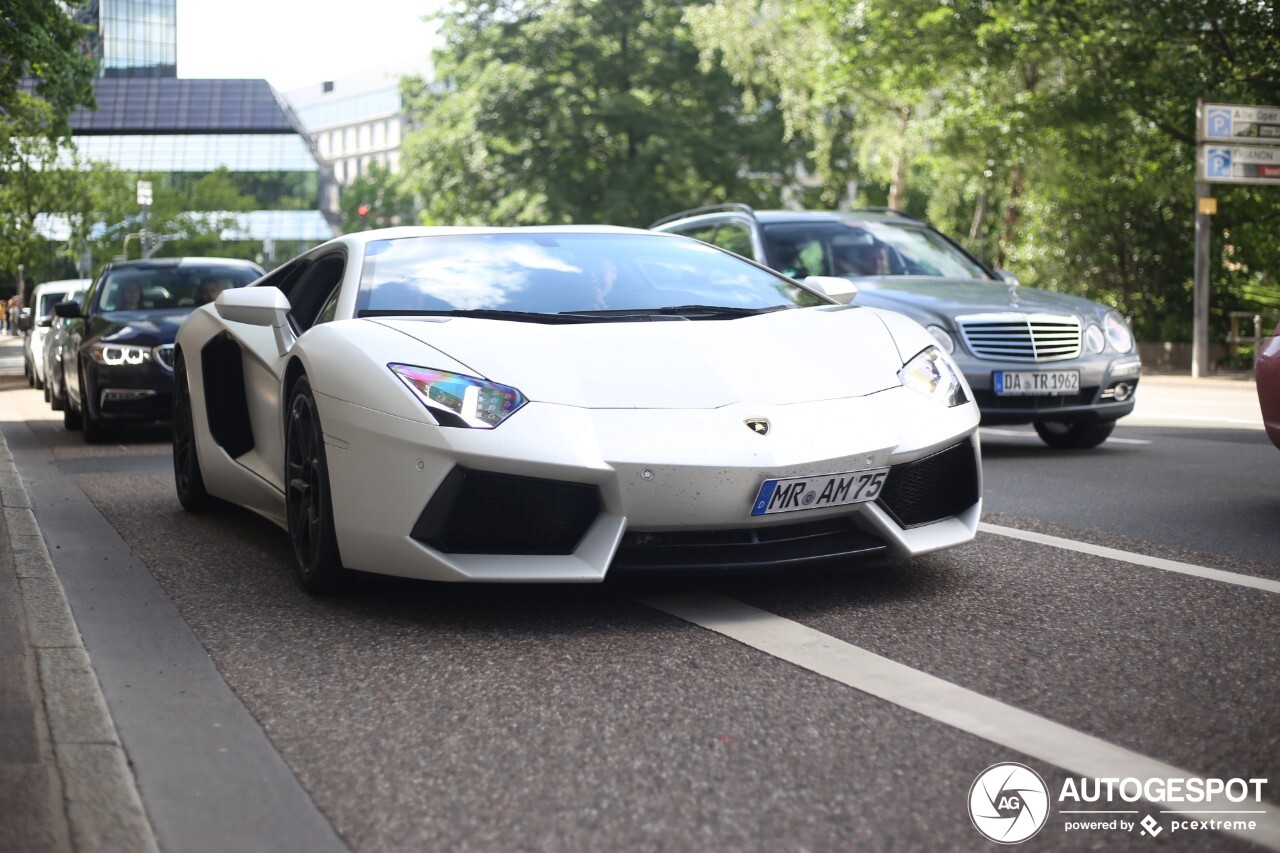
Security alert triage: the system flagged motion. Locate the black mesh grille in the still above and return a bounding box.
[614,516,886,571]
[413,468,600,555]
[876,440,980,528]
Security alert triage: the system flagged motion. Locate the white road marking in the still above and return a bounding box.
[639,592,1280,850]
[980,427,1151,445]
[980,522,1280,595]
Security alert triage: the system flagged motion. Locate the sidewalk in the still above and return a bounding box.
[0,335,156,852]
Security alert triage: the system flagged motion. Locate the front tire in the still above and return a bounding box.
[79,365,107,444]
[172,350,213,511]
[1034,420,1116,449]
[50,370,66,411]
[285,375,348,594]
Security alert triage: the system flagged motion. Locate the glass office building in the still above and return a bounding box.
[91,0,178,78]
[61,2,338,266]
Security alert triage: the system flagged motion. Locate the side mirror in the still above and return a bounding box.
[53,301,82,319]
[995,269,1021,286]
[803,275,858,305]
[215,287,297,356]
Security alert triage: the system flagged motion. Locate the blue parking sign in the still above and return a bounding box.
[1206,148,1232,179]
[1205,107,1233,139]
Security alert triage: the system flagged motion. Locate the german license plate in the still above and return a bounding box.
[993,370,1080,396]
[751,468,890,516]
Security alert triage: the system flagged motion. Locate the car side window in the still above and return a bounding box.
[669,223,719,245]
[288,254,347,332]
[313,286,341,327]
[709,221,755,260]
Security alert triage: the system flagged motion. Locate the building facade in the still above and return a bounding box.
[64,0,337,265]
[285,65,416,188]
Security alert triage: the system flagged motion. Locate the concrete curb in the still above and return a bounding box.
[0,433,159,852]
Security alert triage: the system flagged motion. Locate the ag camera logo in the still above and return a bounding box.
[969,762,1050,844]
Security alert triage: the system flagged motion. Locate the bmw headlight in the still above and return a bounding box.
[926,325,955,354]
[1104,311,1134,353]
[1084,323,1105,354]
[899,346,968,407]
[389,364,526,428]
[90,342,151,366]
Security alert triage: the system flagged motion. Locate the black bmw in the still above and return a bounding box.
[55,257,263,442]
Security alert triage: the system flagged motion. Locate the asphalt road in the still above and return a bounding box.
[2,341,1277,852]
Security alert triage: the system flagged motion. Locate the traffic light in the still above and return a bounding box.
[357,203,370,228]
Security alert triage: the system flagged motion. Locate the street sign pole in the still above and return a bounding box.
[1193,178,1212,378]
[1194,100,1280,377]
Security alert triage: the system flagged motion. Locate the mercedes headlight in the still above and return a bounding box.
[926,325,955,354]
[389,364,526,428]
[899,346,968,407]
[1084,323,1105,354]
[1104,311,1134,353]
[90,342,151,366]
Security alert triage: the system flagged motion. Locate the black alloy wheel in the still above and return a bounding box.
[285,375,347,593]
[1033,420,1116,450]
[172,350,212,511]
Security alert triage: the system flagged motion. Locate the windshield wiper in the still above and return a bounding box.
[562,304,792,319]
[358,308,619,324]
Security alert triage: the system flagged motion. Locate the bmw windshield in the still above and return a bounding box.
[357,232,826,319]
[95,266,259,312]
[763,221,992,281]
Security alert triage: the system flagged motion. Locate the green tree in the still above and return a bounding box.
[340,162,417,232]
[0,0,96,129]
[400,0,790,226]
[0,1,97,296]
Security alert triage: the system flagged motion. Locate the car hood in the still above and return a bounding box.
[371,307,906,409]
[98,309,193,345]
[852,277,1104,325]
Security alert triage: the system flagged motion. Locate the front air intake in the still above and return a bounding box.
[876,439,980,528]
[412,468,600,554]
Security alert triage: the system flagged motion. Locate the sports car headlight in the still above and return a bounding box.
[1104,311,1134,353]
[1084,323,1105,354]
[899,346,968,407]
[90,342,151,366]
[389,364,527,429]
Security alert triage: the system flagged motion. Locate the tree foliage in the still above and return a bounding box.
[340,162,417,232]
[400,0,791,226]
[686,0,1280,341]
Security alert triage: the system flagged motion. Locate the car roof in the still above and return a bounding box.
[327,224,658,249]
[751,210,927,226]
[651,205,933,230]
[31,279,92,292]
[105,257,262,271]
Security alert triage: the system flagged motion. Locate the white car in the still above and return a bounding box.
[23,278,91,390]
[173,226,982,592]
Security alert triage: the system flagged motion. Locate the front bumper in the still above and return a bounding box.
[84,360,174,423]
[954,353,1142,425]
[315,385,982,582]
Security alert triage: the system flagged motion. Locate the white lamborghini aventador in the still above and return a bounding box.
[173,226,982,592]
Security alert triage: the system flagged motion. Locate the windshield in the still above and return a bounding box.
[763,221,992,281]
[357,233,825,316]
[95,265,258,312]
